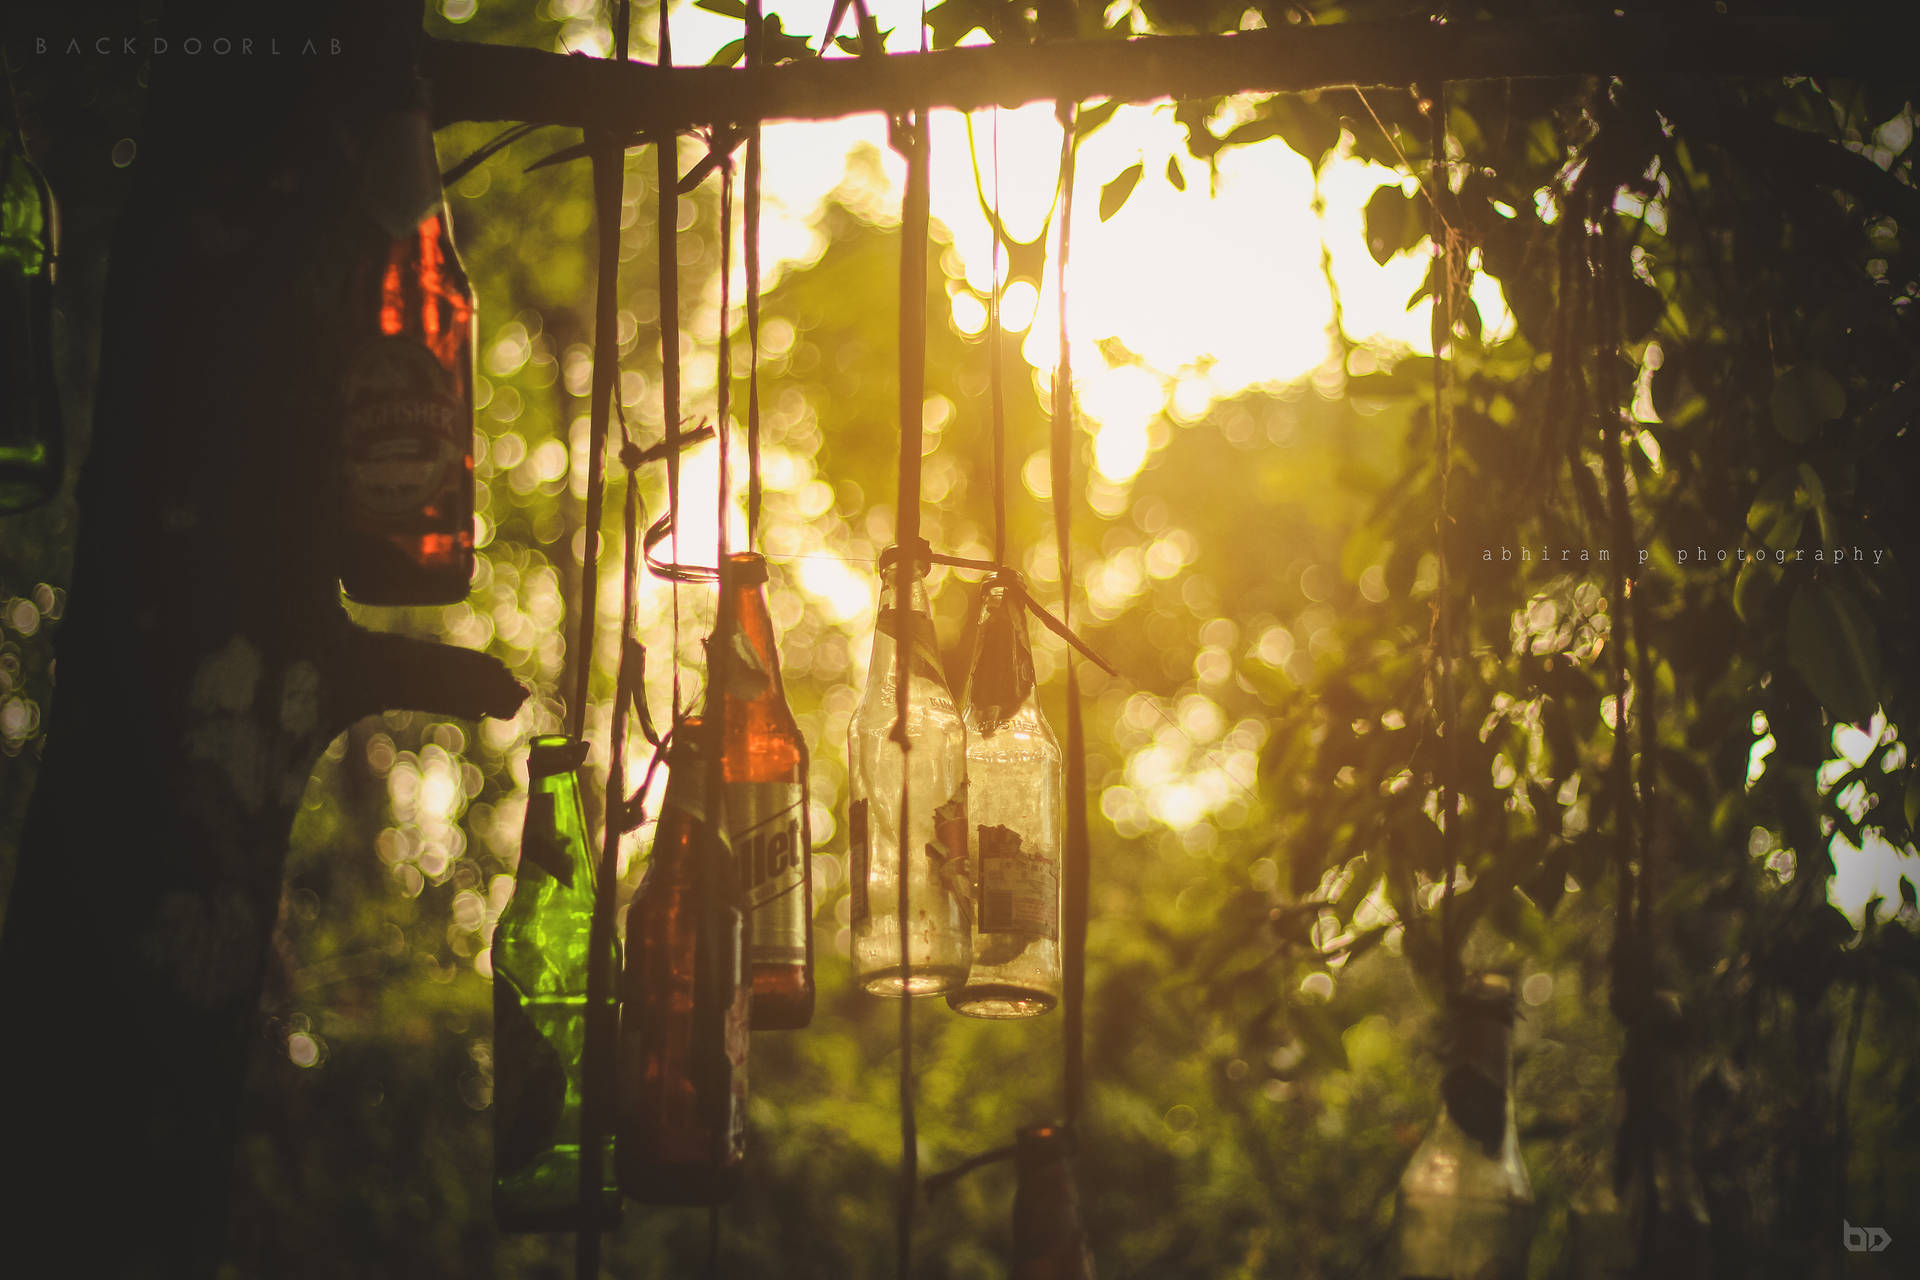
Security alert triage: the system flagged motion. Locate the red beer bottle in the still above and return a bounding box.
[615,718,749,1205]
[717,551,814,1030]
[338,82,475,604]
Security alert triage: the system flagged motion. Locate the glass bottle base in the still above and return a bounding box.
[857,963,969,997]
[947,982,1057,1019]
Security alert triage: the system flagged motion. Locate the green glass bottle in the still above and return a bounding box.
[0,62,62,514]
[491,734,621,1232]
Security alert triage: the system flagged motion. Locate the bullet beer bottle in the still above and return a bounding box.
[1393,973,1533,1280]
[0,63,62,515]
[717,552,814,1030]
[616,719,749,1204]
[847,538,971,996]
[338,83,475,604]
[491,735,621,1232]
[951,572,1063,1018]
[1011,1124,1098,1280]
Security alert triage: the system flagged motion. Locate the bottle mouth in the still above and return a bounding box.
[878,536,933,574]
[527,734,590,777]
[725,551,769,584]
[1014,1123,1075,1158]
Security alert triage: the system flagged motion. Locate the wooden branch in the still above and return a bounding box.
[424,16,1906,130]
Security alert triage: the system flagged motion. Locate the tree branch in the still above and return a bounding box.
[327,625,528,732]
[425,16,1907,130]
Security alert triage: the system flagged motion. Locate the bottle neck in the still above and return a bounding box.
[872,566,945,686]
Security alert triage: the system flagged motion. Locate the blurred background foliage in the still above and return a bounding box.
[4,0,1920,1276]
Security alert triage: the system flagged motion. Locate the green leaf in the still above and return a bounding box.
[694,0,747,14]
[706,38,745,67]
[1365,184,1420,266]
[1165,155,1186,192]
[1075,100,1121,138]
[1787,582,1882,724]
[1901,877,1917,912]
[1770,364,1846,442]
[1100,162,1144,222]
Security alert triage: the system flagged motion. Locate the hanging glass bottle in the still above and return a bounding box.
[950,571,1062,1018]
[717,551,814,1029]
[0,62,62,515]
[1561,994,1710,1278]
[1394,973,1533,1280]
[491,734,621,1231]
[615,718,749,1204]
[847,538,971,996]
[1011,1124,1098,1280]
[338,78,476,605]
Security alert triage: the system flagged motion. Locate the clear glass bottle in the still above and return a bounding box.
[950,571,1062,1018]
[615,719,749,1205]
[0,61,62,514]
[848,538,971,996]
[1394,973,1533,1280]
[491,734,621,1232]
[717,551,814,1029]
[1011,1124,1098,1280]
[338,82,476,604]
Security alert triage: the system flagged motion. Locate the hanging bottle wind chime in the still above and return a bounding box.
[491,734,622,1231]
[1012,1124,1098,1280]
[337,76,476,605]
[0,61,62,515]
[951,571,1064,1018]
[848,536,972,996]
[1392,972,1533,1280]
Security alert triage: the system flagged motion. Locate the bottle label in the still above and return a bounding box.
[345,336,465,520]
[728,781,808,964]
[977,824,1057,939]
[928,787,972,930]
[848,798,870,924]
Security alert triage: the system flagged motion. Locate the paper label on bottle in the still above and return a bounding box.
[977,824,1057,939]
[728,781,808,964]
[345,336,465,518]
[928,786,972,930]
[848,798,870,924]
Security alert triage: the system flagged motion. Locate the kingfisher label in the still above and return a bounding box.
[727,781,808,964]
[976,823,1057,939]
[345,336,464,518]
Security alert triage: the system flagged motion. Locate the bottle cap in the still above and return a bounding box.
[527,734,590,778]
[878,537,933,574]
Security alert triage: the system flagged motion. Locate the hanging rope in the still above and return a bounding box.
[988,110,1007,566]
[745,0,766,546]
[886,17,933,1266]
[1046,97,1092,1135]
[1420,83,1465,1000]
[657,0,689,712]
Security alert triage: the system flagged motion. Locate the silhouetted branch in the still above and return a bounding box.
[425,16,1907,130]
[329,625,528,731]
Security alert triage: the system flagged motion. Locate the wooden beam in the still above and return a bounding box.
[424,15,1908,130]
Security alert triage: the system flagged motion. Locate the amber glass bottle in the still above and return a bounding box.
[615,719,749,1205]
[338,86,475,604]
[1012,1124,1098,1280]
[717,552,814,1029]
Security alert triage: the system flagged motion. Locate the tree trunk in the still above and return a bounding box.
[0,5,520,1273]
